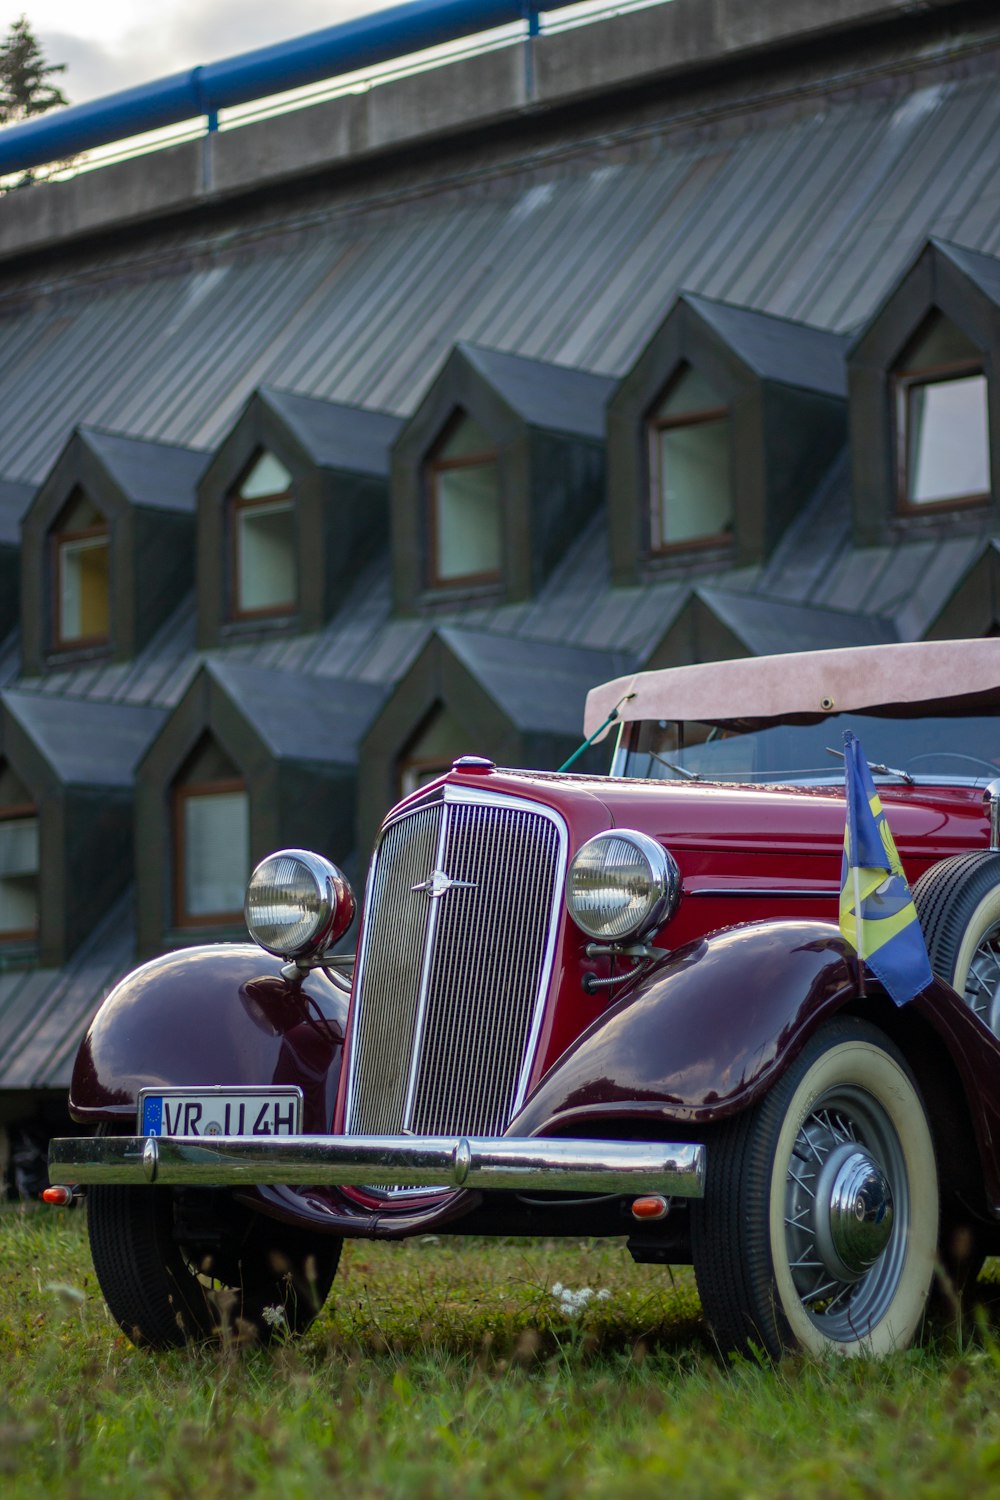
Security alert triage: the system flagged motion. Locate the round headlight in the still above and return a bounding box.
[244,849,355,961]
[566,830,679,942]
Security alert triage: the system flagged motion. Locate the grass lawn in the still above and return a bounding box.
[4,1204,1000,1498]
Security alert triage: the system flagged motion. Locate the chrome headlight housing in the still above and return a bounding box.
[244,849,355,961]
[566,830,679,942]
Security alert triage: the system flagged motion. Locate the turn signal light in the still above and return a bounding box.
[631,1195,669,1220]
[42,1185,75,1206]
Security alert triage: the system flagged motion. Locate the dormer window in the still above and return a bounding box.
[231,452,296,618]
[427,415,502,586]
[398,703,467,795]
[0,763,37,940]
[173,739,249,926]
[52,490,109,648]
[895,314,990,509]
[649,366,734,550]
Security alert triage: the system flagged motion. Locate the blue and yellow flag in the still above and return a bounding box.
[839,731,932,1007]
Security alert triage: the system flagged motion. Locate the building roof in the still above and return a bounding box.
[690,587,897,657]
[3,692,167,787]
[205,659,389,763]
[81,428,209,513]
[259,388,404,476]
[0,478,32,547]
[457,346,615,439]
[0,894,133,1091]
[438,626,635,737]
[1,38,1000,485]
[681,296,851,396]
[915,238,1000,316]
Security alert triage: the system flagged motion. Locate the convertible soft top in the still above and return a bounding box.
[584,638,1000,741]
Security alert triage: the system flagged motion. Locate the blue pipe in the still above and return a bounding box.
[0,0,580,176]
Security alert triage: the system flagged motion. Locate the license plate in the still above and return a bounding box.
[138,1086,302,1138]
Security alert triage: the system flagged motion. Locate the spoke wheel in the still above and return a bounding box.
[692,1018,938,1359]
[914,852,1000,1036]
[88,1183,341,1349]
[780,1088,907,1342]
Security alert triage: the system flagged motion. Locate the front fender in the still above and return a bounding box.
[70,944,348,1134]
[512,919,860,1136]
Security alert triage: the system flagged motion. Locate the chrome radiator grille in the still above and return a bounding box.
[345,790,565,1142]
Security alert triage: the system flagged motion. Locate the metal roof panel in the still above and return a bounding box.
[2,691,167,785]
[260,388,404,476]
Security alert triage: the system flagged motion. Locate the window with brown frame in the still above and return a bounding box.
[649,366,734,551]
[230,451,296,618]
[172,739,249,927]
[0,763,38,940]
[51,490,110,648]
[426,414,502,587]
[895,313,990,511]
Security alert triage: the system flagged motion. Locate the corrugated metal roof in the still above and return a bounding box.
[3,692,167,785]
[0,894,134,1091]
[457,345,615,436]
[260,389,404,476]
[0,478,32,546]
[438,625,635,735]
[695,587,897,656]
[934,238,1000,308]
[81,428,209,512]
[683,296,850,396]
[2,50,1000,483]
[205,659,389,762]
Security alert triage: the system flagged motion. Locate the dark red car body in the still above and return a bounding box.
[50,640,1000,1356]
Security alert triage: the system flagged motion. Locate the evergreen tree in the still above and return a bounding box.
[0,15,69,125]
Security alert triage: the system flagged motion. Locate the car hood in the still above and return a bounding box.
[449,766,988,864]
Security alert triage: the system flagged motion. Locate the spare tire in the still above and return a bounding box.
[913,851,1000,1035]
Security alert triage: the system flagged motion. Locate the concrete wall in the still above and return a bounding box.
[0,0,971,265]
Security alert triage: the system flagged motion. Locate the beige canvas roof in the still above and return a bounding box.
[583,639,1000,741]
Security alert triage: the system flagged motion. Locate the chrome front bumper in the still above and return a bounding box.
[49,1132,706,1196]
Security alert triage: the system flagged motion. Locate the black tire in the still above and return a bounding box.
[87,1184,341,1349]
[913,851,1000,1034]
[691,1018,938,1359]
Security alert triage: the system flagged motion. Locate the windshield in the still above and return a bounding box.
[620,710,1000,785]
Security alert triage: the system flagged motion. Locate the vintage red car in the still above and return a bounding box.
[49,638,1000,1358]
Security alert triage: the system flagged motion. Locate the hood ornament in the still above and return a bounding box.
[411,869,477,899]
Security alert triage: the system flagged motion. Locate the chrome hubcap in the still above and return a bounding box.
[784,1095,906,1336]
[813,1143,893,1281]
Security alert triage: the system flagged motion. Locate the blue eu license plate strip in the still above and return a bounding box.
[138,1087,302,1137]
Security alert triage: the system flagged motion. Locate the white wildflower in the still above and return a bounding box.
[550,1283,608,1317]
[261,1304,287,1328]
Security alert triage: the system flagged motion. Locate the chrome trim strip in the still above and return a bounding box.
[401,803,451,1130]
[689,888,838,899]
[985,780,1000,851]
[441,783,559,812]
[49,1134,706,1197]
[347,818,391,1107]
[343,800,439,1134]
[503,804,566,1122]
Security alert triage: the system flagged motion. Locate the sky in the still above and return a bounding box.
[4,2,388,105]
